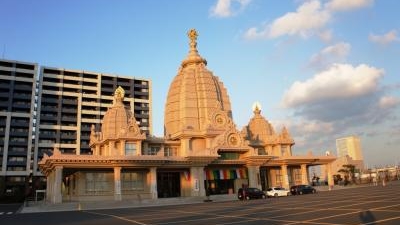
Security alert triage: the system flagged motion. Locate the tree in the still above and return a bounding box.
[338,164,356,185]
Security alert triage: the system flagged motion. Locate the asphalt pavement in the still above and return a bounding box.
[1,181,399,225]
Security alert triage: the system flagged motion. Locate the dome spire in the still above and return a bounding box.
[181,29,207,67]
[113,86,125,106]
[252,101,262,115]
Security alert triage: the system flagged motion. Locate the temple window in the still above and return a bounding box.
[219,152,240,160]
[275,169,283,187]
[125,142,136,155]
[281,146,287,156]
[121,172,144,191]
[85,172,113,194]
[164,147,177,157]
[258,148,267,155]
[144,146,160,155]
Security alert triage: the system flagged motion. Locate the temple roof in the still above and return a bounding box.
[164,29,232,139]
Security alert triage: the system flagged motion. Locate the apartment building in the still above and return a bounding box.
[0,58,151,201]
[336,135,363,160]
[0,59,37,200]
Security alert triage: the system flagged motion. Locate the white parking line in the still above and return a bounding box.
[6,212,13,215]
[0,212,4,215]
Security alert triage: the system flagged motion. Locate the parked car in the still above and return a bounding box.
[290,185,316,195]
[237,187,266,200]
[266,187,291,197]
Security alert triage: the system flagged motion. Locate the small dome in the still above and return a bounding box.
[102,86,133,139]
[164,29,232,138]
[243,104,275,143]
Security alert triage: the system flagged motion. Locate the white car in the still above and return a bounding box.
[266,187,291,197]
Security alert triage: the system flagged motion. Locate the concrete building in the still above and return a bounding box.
[336,135,363,160]
[0,59,37,200]
[39,29,336,203]
[0,58,151,201]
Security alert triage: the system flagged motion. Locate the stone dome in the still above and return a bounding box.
[102,86,133,139]
[243,103,276,144]
[164,29,232,139]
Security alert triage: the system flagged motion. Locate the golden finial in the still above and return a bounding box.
[113,86,125,104]
[188,29,198,43]
[252,101,262,114]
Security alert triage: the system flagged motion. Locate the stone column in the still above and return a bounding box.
[136,141,142,156]
[109,141,115,156]
[114,167,122,201]
[95,145,100,156]
[190,167,205,196]
[327,163,334,190]
[52,166,63,203]
[247,165,261,189]
[119,140,126,156]
[301,164,308,185]
[281,165,289,189]
[149,167,157,199]
[46,172,52,202]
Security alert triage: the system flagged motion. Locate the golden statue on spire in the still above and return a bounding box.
[188,29,198,43]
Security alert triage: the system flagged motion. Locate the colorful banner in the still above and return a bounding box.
[205,169,247,180]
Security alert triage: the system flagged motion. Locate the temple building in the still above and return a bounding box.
[39,29,336,203]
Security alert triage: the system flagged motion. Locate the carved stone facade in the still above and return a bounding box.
[39,29,336,203]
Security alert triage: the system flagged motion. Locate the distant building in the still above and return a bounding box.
[0,58,151,201]
[0,59,37,200]
[336,135,363,160]
[39,29,336,203]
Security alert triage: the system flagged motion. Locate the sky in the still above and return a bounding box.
[1,0,399,168]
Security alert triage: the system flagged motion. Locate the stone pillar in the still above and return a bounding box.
[114,167,122,201]
[247,165,261,189]
[109,141,115,156]
[46,172,52,201]
[95,145,100,156]
[281,165,289,189]
[136,141,142,156]
[52,166,63,203]
[190,167,205,197]
[120,140,125,156]
[301,164,308,185]
[149,167,157,199]
[327,163,334,190]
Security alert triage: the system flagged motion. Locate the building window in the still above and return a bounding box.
[219,152,240,160]
[275,169,283,187]
[121,172,144,191]
[281,146,287,156]
[164,147,177,157]
[258,148,267,155]
[293,168,302,184]
[144,146,159,155]
[85,172,113,194]
[125,142,136,155]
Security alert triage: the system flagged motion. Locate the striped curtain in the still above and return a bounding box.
[205,169,248,180]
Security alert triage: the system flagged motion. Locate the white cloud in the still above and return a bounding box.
[326,0,374,12]
[244,0,330,40]
[282,63,384,108]
[210,0,251,18]
[308,42,351,70]
[379,96,400,109]
[369,30,399,45]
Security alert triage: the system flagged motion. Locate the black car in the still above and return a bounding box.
[290,185,316,195]
[237,187,266,200]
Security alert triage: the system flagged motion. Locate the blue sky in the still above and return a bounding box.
[1,0,399,167]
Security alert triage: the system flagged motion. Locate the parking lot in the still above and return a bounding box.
[85,182,400,225]
[2,181,400,225]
